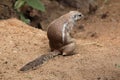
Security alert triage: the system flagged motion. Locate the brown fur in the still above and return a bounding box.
[47,11,83,55]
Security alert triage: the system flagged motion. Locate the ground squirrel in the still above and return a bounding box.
[20,11,83,71]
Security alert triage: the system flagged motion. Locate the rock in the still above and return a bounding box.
[57,0,98,14]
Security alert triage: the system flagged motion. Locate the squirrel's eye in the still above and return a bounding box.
[78,14,82,17]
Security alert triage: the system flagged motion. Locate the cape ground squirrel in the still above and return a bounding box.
[20,11,83,71]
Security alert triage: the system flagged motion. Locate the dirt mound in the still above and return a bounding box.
[0,17,120,80]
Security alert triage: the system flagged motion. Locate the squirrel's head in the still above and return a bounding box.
[69,11,84,22]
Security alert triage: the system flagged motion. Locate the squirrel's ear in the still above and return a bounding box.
[72,14,79,21]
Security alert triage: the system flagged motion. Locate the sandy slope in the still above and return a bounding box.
[0,17,120,80]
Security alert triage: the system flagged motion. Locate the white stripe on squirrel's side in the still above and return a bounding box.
[62,23,68,43]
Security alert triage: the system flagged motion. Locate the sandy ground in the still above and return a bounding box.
[0,1,120,80]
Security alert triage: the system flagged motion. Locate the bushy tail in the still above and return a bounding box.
[20,51,61,71]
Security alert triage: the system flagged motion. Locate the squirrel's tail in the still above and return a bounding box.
[20,51,61,71]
